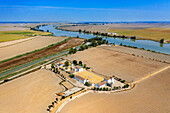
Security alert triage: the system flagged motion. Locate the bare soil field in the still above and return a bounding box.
[60,68,170,113]
[66,45,168,82]
[57,25,108,33]
[0,26,27,31]
[102,46,170,63]
[108,28,170,41]
[0,69,63,113]
[0,37,83,71]
[0,36,68,61]
[0,36,35,48]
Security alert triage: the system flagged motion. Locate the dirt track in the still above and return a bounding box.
[66,45,168,82]
[0,69,63,113]
[0,38,83,71]
[60,68,170,113]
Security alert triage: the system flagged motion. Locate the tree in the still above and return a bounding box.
[79,61,82,66]
[70,96,72,99]
[65,61,69,67]
[85,82,91,86]
[123,84,129,88]
[121,80,125,83]
[52,102,54,106]
[83,64,86,68]
[47,30,49,32]
[62,96,65,99]
[47,108,50,112]
[69,47,77,54]
[160,39,164,43]
[73,60,77,65]
[69,74,74,78]
[120,43,122,46]
[48,105,51,109]
[93,87,96,90]
[51,64,54,69]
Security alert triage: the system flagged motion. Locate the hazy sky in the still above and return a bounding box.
[0,0,170,22]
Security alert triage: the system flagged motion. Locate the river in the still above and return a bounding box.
[39,25,170,54]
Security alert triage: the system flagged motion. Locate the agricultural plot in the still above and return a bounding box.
[107,28,170,41]
[0,30,52,42]
[60,68,170,113]
[66,45,168,82]
[0,69,63,113]
[0,36,68,61]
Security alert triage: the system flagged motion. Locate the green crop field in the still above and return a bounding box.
[107,28,170,41]
[0,30,52,42]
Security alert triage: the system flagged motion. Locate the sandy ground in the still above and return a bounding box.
[0,36,68,61]
[0,69,63,113]
[101,46,170,63]
[60,68,170,113]
[66,45,168,82]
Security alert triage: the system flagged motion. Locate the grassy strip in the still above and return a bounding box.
[0,37,72,64]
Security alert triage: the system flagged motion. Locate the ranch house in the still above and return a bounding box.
[74,75,89,84]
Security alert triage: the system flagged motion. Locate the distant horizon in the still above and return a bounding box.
[0,0,170,22]
[0,21,170,24]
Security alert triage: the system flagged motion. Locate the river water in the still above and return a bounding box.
[39,25,170,54]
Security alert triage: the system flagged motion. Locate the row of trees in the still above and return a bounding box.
[69,37,109,55]
[47,98,58,112]
[78,29,136,39]
[93,87,111,91]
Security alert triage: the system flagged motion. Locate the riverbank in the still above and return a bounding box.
[56,27,170,43]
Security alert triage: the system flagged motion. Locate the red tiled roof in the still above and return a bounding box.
[75,75,85,81]
[105,77,112,80]
[98,81,107,86]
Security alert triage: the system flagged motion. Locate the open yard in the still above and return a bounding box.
[62,81,74,89]
[66,45,168,82]
[0,69,63,113]
[60,68,170,113]
[0,36,68,61]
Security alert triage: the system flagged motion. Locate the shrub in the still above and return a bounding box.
[69,74,74,78]
[121,80,125,83]
[85,82,91,86]
[123,84,129,88]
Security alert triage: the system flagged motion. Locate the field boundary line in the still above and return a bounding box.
[133,65,170,84]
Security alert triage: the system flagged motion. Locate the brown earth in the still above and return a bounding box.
[66,45,168,82]
[102,46,170,63]
[60,68,170,113]
[0,69,63,113]
[0,38,84,72]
